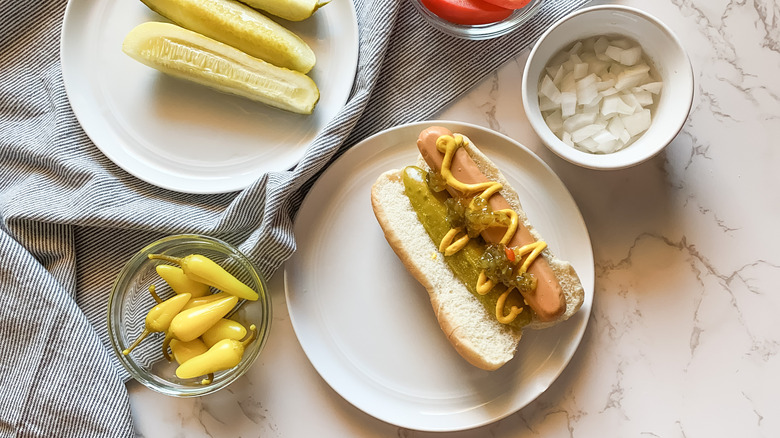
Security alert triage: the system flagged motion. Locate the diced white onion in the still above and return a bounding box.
[610,38,634,49]
[560,72,576,93]
[599,86,618,97]
[620,46,643,66]
[562,131,574,146]
[620,92,642,112]
[591,128,617,144]
[605,45,623,63]
[538,35,663,154]
[601,95,634,116]
[614,64,651,91]
[560,92,577,118]
[622,109,652,137]
[539,96,559,112]
[640,81,663,94]
[631,89,654,106]
[571,123,605,143]
[576,74,599,106]
[568,40,583,55]
[545,110,564,133]
[573,62,589,79]
[540,75,561,104]
[563,112,596,133]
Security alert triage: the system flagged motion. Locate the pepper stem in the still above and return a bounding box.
[161,332,174,362]
[123,329,150,355]
[240,324,258,348]
[148,284,162,304]
[201,373,214,385]
[148,254,183,266]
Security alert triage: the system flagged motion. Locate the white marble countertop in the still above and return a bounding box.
[127,0,780,436]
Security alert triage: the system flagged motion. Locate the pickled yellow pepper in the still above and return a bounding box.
[201,319,247,348]
[180,292,232,311]
[169,338,215,385]
[148,254,259,301]
[167,295,238,342]
[162,294,237,361]
[156,264,211,298]
[176,325,257,380]
[123,291,192,355]
[169,338,209,364]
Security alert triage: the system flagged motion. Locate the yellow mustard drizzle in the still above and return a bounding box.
[436,134,495,195]
[435,134,519,253]
[476,271,494,295]
[514,241,548,274]
[439,227,470,256]
[496,287,523,324]
[434,134,546,324]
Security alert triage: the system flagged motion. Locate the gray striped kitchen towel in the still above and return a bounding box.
[0,0,589,435]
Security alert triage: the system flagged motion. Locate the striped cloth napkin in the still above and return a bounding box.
[0,0,588,435]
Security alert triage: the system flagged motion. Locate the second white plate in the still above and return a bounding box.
[285,121,594,432]
[60,0,359,193]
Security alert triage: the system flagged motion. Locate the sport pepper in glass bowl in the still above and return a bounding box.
[107,234,272,397]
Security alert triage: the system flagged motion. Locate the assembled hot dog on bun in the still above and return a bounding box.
[371,126,584,371]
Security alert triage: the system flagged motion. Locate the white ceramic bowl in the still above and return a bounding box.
[522,5,694,170]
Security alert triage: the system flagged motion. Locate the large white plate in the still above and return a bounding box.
[284,121,594,431]
[60,0,358,193]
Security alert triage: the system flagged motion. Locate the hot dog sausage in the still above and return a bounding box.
[417,126,565,322]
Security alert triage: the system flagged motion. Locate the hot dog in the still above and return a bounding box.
[417,126,566,322]
[371,126,584,370]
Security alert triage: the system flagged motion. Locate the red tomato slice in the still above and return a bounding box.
[479,0,531,9]
[421,0,513,26]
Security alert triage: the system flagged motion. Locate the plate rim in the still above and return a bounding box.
[59,0,359,194]
[284,120,594,432]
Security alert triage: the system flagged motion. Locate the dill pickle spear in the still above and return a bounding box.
[123,22,320,114]
[401,166,532,329]
[238,0,329,22]
[140,0,316,73]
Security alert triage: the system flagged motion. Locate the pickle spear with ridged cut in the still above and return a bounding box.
[140,0,316,73]
[401,166,532,329]
[238,0,329,22]
[123,22,320,114]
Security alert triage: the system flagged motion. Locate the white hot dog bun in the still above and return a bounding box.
[370,127,584,371]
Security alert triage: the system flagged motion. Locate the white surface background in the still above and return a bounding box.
[127,0,780,436]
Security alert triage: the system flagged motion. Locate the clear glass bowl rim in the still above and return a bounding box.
[107,234,272,397]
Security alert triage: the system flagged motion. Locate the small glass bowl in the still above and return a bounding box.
[107,234,272,397]
[522,5,694,169]
[410,0,543,40]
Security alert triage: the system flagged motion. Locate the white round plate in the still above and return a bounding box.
[284,121,594,432]
[60,0,358,193]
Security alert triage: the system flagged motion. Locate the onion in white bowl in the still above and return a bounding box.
[538,35,663,154]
